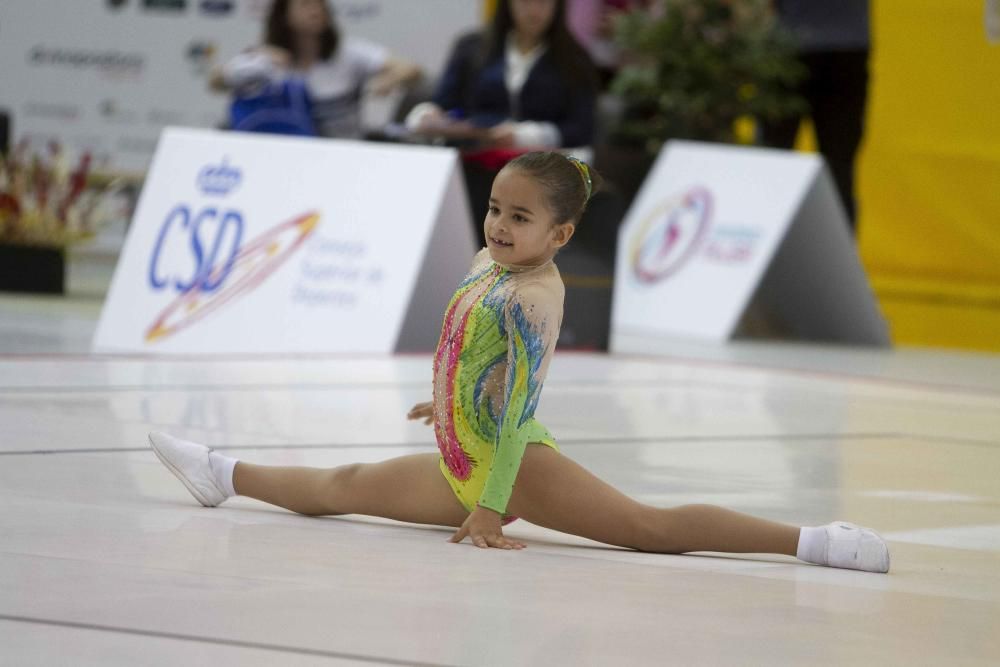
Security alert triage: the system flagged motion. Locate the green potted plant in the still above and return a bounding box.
[609,0,806,153]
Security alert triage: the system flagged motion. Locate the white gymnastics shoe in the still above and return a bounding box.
[149,431,227,507]
[823,521,891,573]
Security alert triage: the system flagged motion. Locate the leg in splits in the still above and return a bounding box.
[234,453,470,528]
[149,433,887,571]
[148,431,468,529]
[506,444,800,556]
[505,444,889,572]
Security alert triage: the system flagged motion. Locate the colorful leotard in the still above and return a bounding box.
[433,248,564,520]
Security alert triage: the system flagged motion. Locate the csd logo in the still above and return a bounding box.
[145,211,319,343]
[142,158,319,344]
[629,187,713,284]
[148,160,244,293]
[148,205,244,293]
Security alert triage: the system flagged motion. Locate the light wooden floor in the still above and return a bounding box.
[1,292,998,665]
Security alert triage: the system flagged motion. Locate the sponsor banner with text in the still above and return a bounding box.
[611,141,888,346]
[94,128,475,354]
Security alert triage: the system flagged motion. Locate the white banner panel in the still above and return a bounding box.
[611,141,889,348]
[93,128,475,354]
[0,0,480,174]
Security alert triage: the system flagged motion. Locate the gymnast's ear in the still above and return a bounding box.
[551,221,576,249]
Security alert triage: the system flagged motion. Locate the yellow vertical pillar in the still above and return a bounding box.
[857,0,1000,350]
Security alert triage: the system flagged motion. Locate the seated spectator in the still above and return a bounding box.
[406,0,598,150]
[211,0,421,139]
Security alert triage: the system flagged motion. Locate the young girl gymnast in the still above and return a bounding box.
[150,152,890,573]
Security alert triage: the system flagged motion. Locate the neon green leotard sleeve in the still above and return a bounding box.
[478,285,561,514]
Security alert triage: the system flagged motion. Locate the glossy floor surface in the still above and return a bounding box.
[1,290,999,665]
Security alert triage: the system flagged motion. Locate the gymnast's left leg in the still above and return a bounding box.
[505,444,889,572]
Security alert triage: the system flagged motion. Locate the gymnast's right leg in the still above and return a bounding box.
[148,432,469,528]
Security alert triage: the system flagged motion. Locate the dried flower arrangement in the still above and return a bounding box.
[0,140,122,248]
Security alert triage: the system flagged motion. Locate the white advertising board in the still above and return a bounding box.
[93,128,475,354]
[611,141,889,350]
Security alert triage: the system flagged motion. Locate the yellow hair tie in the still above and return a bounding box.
[567,156,593,200]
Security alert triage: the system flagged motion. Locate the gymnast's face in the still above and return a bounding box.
[484,167,574,267]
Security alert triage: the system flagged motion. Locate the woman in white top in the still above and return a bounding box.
[212,0,421,139]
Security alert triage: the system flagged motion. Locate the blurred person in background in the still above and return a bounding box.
[211,0,421,139]
[406,0,598,151]
[566,0,658,88]
[988,0,1000,42]
[760,0,871,230]
[406,0,598,245]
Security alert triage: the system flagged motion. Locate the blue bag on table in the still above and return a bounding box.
[229,77,317,137]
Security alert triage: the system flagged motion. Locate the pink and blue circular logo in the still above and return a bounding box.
[629,187,713,284]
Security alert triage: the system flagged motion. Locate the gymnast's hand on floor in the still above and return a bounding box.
[406,401,435,425]
[450,505,526,550]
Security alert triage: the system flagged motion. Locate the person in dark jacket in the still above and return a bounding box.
[406,0,597,149]
[761,1,871,231]
[406,0,599,246]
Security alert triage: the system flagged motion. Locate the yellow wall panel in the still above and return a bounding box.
[858,0,1000,350]
[876,297,1000,351]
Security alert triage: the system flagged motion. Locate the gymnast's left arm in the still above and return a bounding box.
[477,285,561,516]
